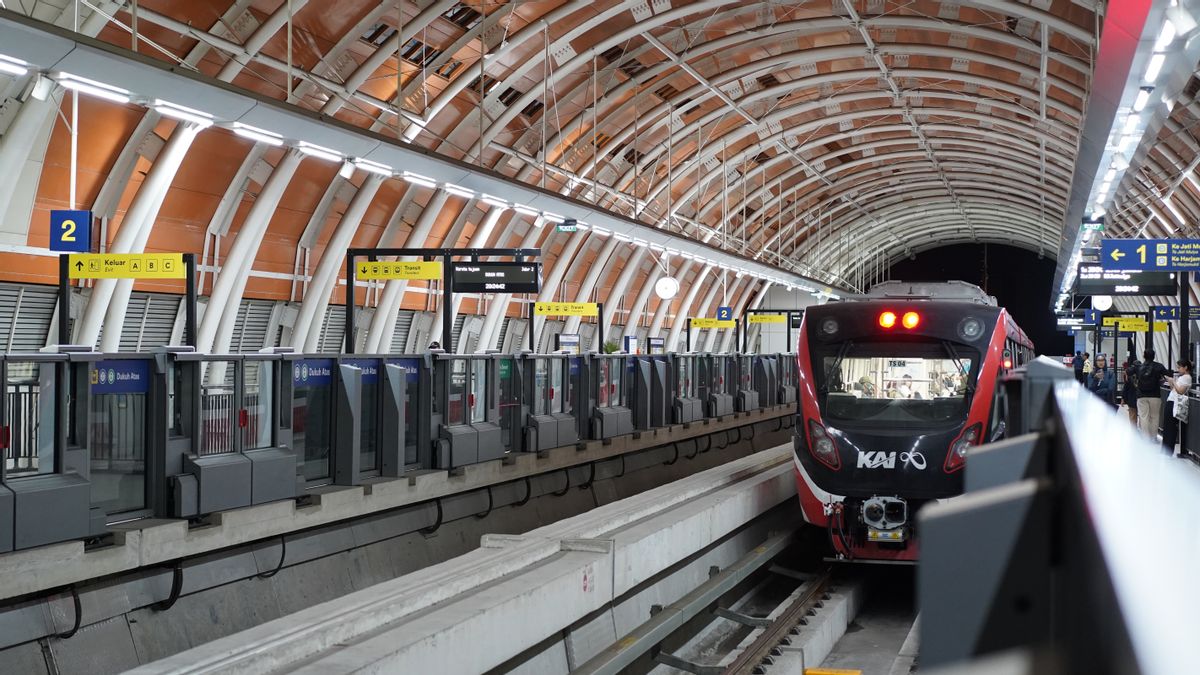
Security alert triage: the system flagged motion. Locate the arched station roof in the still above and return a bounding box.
[0,1,1105,352]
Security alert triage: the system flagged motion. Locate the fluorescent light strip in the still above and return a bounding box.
[0,55,29,77]
[632,238,648,248]
[1145,53,1166,83]
[57,72,130,103]
[513,205,539,217]
[541,212,565,224]
[575,223,590,231]
[1156,20,1176,51]
[481,194,509,208]
[153,99,213,128]
[613,233,632,243]
[297,141,342,163]
[231,122,284,146]
[352,158,393,176]
[1133,88,1153,112]
[1122,115,1140,134]
[1104,168,1117,182]
[401,171,438,188]
[442,183,475,199]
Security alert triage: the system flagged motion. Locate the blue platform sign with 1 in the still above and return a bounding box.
[716,306,733,321]
[1153,306,1181,320]
[1100,238,1200,271]
[49,209,91,252]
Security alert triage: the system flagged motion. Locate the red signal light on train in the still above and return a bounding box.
[878,311,897,328]
[902,311,921,329]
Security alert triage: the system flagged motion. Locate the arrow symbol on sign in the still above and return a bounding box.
[75,261,83,271]
[1110,249,1125,262]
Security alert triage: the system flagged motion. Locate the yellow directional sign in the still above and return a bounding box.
[748,314,787,325]
[690,318,736,329]
[356,261,441,280]
[1102,316,1121,327]
[1116,317,1149,332]
[68,253,185,279]
[1155,321,1169,332]
[534,302,599,316]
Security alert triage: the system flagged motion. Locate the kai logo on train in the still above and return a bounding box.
[857,450,926,470]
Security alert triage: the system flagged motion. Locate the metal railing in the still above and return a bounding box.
[920,357,1200,674]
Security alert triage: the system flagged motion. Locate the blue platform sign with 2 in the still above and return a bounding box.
[50,209,91,252]
[716,306,733,321]
[1100,238,1200,271]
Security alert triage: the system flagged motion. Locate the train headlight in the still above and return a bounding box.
[807,419,840,470]
[957,317,985,342]
[944,423,982,472]
[820,318,839,336]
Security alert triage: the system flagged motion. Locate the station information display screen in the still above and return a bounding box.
[1075,264,1176,296]
[450,262,540,293]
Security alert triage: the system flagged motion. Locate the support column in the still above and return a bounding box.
[87,123,203,350]
[200,150,304,353]
[293,174,385,352]
[364,190,450,352]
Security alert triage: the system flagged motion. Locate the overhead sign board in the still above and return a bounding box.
[1153,305,1181,320]
[691,318,735,329]
[1075,264,1177,296]
[68,253,185,279]
[557,218,578,233]
[534,302,599,316]
[1116,317,1149,332]
[1084,309,1101,325]
[1082,219,1105,232]
[1100,329,1135,338]
[356,261,441,280]
[450,262,540,293]
[1100,238,1200,271]
[749,314,788,325]
[50,210,92,252]
[716,306,733,321]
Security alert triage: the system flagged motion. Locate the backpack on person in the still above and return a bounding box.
[1137,361,1164,395]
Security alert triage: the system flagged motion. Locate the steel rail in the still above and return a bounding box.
[721,567,836,674]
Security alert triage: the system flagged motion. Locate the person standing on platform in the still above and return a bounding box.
[1163,359,1193,456]
[1135,349,1168,439]
[1082,352,1093,382]
[1091,357,1116,407]
[1122,354,1139,426]
[1073,351,1084,384]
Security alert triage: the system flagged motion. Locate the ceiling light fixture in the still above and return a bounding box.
[56,72,130,103]
[297,141,343,163]
[231,122,284,146]
[442,183,475,199]
[1145,53,1167,83]
[401,171,438,188]
[0,54,29,77]
[1133,87,1154,112]
[512,204,539,217]
[153,99,214,127]
[481,194,509,209]
[352,158,393,176]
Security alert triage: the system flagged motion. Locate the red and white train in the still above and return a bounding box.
[793,281,1033,562]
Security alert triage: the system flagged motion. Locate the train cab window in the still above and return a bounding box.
[817,341,977,426]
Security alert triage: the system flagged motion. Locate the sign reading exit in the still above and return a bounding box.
[1101,238,1200,271]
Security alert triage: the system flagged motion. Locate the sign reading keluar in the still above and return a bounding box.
[691,318,735,329]
[68,253,185,279]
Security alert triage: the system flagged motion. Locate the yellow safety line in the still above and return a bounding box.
[804,669,863,675]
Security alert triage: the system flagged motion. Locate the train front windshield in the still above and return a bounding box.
[816,340,977,426]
